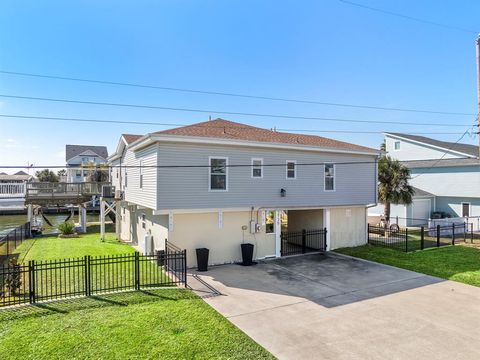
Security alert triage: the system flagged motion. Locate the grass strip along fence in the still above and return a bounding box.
[0,244,187,308]
[368,223,469,253]
[0,222,31,257]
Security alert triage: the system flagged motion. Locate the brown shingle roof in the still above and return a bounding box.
[122,134,142,144]
[154,119,377,153]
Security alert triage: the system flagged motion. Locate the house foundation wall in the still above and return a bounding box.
[329,206,367,249]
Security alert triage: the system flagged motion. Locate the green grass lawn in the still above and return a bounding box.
[13,225,133,263]
[335,244,480,287]
[0,289,273,360]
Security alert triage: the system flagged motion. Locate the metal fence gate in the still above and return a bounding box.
[280,228,327,257]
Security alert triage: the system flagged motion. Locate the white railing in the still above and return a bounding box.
[0,182,26,198]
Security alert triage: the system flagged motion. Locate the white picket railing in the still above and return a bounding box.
[0,182,26,198]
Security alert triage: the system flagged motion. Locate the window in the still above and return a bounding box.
[286,161,296,179]
[139,160,143,189]
[209,157,228,191]
[324,164,335,191]
[141,213,146,229]
[251,158,263,178]
[76,170,81,177]
[125,170,128,188]
[394,141,401,150]
[116,168,119,179]
[265,210,275,233]
[462,202,470,217]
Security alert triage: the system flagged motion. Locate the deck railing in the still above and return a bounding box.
[0,183,26,198]
[25,182,110,199]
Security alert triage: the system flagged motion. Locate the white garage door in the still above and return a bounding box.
[411,199,431,226]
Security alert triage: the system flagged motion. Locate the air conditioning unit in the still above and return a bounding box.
[101,185,115,198]
[115,189,124,200]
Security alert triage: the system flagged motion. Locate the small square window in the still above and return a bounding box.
[394,141,401,150]
[251,158,263,178]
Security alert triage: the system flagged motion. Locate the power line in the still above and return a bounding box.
[0,94,475,127]
[0,70,475,116]
[0,114,471,135]
[0,161,382,170]
[4,157,478,170]
[339,0,478,34]
[410,129,473,180]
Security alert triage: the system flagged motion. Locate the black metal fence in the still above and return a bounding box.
[0,249,187,308]
[0,222,31,257]
[281,228,327,256]
[368,223,467,252]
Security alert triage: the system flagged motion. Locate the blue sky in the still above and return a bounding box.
[0,0,479,169]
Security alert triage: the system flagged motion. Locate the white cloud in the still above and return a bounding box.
[6,138,14,143]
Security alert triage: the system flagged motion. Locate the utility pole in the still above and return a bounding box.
[477,35,480,158]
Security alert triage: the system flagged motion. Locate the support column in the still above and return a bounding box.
[27,204,33,237]
[323,209,331,251]
[275,210,281,257]
[80,205,87,233]
[115,201,121,241]
[100,198,105,242]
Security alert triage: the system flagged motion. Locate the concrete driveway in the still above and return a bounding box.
[189,252,480,360]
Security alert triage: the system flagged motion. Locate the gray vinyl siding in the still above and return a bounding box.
[156,142,377,210]
[386,135,465,161]
[111,144,158,209]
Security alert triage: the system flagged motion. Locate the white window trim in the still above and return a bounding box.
[394,141,401,151]
[208,156,229,192]
[286,160,296,180]
[461,202,471,217]
[251,157,263,179]
[324,163,336,192]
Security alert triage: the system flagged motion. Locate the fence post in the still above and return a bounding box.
[324,228,328,251]
[183,249,187,288]
[134,252,140,290]
[84,255,91,296]
[452,224,455,246]
[301,229,306,254]
[28,260,36,304]
[405,227,408,252]
[472,223,474,243]
[436,225,440,247]
[14,228,17,249]
[367,223,370,244]
[420,226,424,250]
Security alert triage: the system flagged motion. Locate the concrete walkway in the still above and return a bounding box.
[189,253,480,360]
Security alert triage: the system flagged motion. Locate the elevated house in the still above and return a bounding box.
[65,145,108,182]
[371,133,480,227]
[108,119,380,267]
[0,171,35,210]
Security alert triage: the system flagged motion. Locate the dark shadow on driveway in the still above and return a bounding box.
[191,252,444,308]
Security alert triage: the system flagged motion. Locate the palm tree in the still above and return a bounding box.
[378,156,415,223]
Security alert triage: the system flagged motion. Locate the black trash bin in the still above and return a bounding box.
[196,248,209,272]
[240,243,254,266]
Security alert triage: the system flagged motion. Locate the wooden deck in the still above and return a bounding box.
[25,182,110,206]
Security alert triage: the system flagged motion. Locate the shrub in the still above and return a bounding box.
[5,258,22,296]
[58,221,76,235]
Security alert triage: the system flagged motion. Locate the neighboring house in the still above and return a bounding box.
[108,119,379,267]
[372,132,480,227]
[65,145,108,182]
[0,171,35,210]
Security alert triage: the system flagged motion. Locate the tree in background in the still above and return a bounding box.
[378,156,414,223]
[57,169,66,177]
[35,169,59,182]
